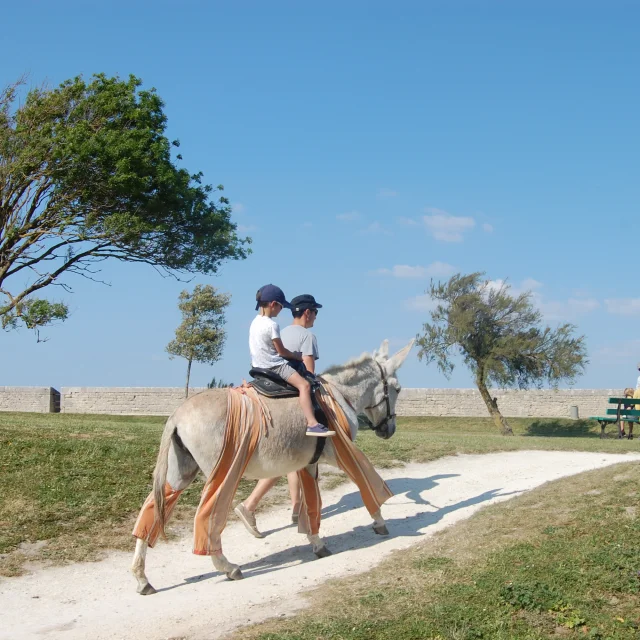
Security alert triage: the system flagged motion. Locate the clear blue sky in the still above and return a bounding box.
[1,1,639,390]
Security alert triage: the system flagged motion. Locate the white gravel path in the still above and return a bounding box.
[2,450,639,640]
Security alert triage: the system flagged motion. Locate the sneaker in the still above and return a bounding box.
[291,512,299,525]
[306,424,336,437]
[234,503,264,538]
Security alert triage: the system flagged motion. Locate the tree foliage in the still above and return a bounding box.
[207,377,232,389]
[0,74,250,333]
[166,285,231,397]
[416,272,588,434]
[1,297,68,342]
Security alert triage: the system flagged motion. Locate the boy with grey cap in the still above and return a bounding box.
[236,293,325,537]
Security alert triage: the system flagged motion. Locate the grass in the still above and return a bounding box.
[236,462,640,640]
[0,411,638,575]
[0,412,257,575]
[357,416,639,468]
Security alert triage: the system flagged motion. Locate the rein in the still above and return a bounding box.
[363,361,395,435]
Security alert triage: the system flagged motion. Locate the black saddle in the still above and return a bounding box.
[249,368,299,398]
[248,367,329,465]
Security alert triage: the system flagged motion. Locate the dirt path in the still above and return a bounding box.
[2,450,639,640]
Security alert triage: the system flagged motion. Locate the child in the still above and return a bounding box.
[250,284,334,437]
[622,387,635,439]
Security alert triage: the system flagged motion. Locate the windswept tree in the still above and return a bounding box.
[0,74,250,335]
[166,285,231,397]
[416,273,588,435]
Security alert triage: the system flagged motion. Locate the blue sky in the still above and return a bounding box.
[1,1,639,391]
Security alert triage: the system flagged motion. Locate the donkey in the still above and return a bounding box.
[131,339,413,594]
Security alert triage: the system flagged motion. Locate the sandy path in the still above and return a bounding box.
[2,450,639,640]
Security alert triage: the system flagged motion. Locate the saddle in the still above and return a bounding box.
[248,368,329,464]
[249,367,326,421]
[249,367,300,398]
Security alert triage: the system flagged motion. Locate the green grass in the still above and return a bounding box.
[358,416,639,467]
[238,462,640,640]
[0,411,637,575]
[0,412,255,574]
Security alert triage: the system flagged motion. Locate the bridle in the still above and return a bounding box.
[363,361,396,435]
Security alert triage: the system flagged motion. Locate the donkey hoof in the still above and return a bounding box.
[314,546,332,559]
[137,583,157,595]
[226,567,244,580]
[373,524,389,536]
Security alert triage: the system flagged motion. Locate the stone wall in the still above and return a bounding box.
[0,386,621,418]
[0,387,60,413]
[60,387,208,416]
[396,388,618,419]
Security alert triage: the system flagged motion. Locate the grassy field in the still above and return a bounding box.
[357,416,640,468]
[237,461,640,640]
[1,411,638,576]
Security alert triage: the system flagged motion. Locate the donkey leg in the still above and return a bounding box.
[297,464,331,558]
[131,436,199,594]
[307,533,332,558]
[132,538,157,595]
[372,509,389,536]
[212,553,243,580]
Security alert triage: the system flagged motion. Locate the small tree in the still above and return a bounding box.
[416,273,588,435]
[207,377,231,389]
[0,74,249,335]
[166,285,231,397]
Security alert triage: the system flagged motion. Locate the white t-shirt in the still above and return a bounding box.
[249,315,286,368]
[636,374,640,390]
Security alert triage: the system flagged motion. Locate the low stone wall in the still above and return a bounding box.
[0,386,620,418]
[60,387,208,416]
[396,388,618,419]
[0,387,60,413]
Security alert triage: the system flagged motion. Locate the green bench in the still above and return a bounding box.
[589,397,640,439]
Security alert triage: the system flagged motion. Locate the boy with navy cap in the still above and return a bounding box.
[250,284,334,438]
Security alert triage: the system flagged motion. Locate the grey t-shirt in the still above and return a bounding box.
[281,324,319,361]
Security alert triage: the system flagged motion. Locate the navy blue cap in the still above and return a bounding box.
[255,284,292,310]
[291,294,323,311]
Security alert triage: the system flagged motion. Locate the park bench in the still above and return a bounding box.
[590,396,640,439]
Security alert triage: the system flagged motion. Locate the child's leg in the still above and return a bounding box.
[286,371,318,427]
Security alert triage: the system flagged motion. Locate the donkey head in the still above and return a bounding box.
[362,339,414,439]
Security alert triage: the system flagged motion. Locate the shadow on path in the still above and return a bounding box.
[320,474,461,521]
[158,472,520,591]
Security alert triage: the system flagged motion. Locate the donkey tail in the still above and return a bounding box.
[152,416,176,540]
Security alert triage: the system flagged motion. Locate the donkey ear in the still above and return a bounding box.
[375,339,389,361]
[385,339,414,374]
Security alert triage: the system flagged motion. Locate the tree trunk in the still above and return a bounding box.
[476,375,513,436]
[185,359,192,398]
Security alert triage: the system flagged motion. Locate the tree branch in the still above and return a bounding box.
[1,242,110,315]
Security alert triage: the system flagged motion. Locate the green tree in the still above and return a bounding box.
[1,298,68,342]
[415,273,588,435]
[207,377,231,389]
[167,285,231,397]
[0,74,250,335]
